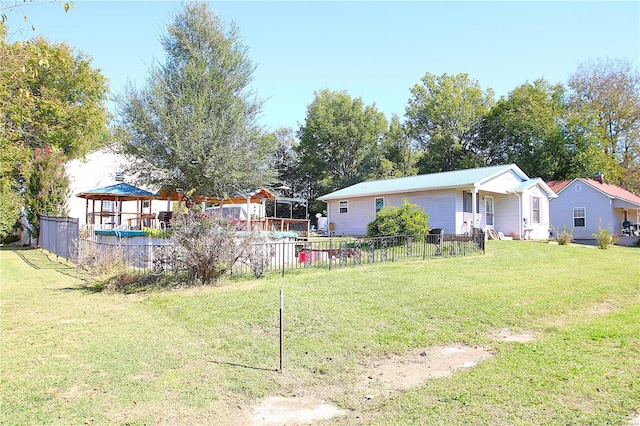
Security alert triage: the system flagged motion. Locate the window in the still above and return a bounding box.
[339,201,348,214]
[573,207,586,227]
[532,197,540,224]
[463,191,480,213]
[102,200,114,212]
[375,197,384,213]
[485,196,494,226]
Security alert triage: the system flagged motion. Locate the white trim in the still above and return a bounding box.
[374,197,385,213]
[573,206,586,228]
[485,196,494,228]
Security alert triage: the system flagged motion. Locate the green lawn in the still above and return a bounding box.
[1,241,639,425]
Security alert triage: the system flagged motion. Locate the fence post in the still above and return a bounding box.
[281,240,285,278]
[328,238,332,270]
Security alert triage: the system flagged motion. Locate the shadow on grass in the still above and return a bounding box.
[208,359,279,373]
[7,247,96,286]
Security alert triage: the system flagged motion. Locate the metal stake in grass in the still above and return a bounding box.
[279,288,284,373]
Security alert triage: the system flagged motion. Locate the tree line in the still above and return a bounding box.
[1,1,639,240]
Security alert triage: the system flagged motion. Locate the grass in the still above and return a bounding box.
[1,241,639,424]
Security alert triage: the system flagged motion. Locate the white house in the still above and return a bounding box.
[317,164,557,239]
[66,146,159,225]
[548,176,640,241]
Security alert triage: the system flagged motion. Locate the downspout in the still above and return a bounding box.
[326,201,331,236]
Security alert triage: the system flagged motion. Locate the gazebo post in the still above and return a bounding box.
[246,196,251,231]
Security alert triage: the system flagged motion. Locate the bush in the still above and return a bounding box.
[170,213,263,284]
[75,239,128,276]
[593,225,616,249]
[142,227,171,239]
[366,199,430,237]
[553,225,573,245]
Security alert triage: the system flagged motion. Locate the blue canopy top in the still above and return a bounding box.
[76,182,157,201]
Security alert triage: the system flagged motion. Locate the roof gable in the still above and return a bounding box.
[581,178,640,204]
[319,164,529,200]
[549,178,640,206]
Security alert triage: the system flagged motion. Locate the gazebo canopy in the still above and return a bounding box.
[76,183,157,202]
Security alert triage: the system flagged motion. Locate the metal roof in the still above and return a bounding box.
[549,178,640,206]
[318,164,527,200]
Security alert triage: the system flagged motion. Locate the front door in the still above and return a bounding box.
[485,196,494,229]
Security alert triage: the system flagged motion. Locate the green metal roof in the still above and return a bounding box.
[319,164,526,200]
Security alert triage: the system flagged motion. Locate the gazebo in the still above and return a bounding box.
[76,182,158,229]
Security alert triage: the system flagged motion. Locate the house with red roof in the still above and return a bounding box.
[547,174,640,241]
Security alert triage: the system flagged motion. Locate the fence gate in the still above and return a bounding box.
[39,215,79,261]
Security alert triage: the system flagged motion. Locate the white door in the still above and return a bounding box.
[485,196,494,229]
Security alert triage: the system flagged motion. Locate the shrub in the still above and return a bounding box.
[170,213,262,284]
[593,225,616,249]
[553,225,573,245]
[75,239,128,276]
[142,227,171,239]
[366,198,430,237]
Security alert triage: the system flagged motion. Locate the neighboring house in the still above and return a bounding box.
[66,146,157,225]
[318,164,557,239]
[547,175,640,240]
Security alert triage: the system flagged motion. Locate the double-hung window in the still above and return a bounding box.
[573,207,586,227]
[531,197,540,224]
[339,201,348,214]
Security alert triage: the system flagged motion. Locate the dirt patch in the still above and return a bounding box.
[360,345,494,396]
[249,345,493,425]
[251,396,346,425]
[589,301,614,315]
[492,328,536,343]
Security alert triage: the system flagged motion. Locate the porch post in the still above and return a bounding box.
[471,189,478,230]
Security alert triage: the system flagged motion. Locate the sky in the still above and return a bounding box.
[5,1,640,132]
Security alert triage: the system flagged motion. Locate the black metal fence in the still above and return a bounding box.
[39,215,79,261]
[77,230,485,279]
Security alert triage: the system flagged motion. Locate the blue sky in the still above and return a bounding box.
[5,1,640,132]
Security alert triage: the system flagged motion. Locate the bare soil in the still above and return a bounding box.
[247,344,495,425]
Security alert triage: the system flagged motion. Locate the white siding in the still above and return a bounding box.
[326,191,457,236]
[522,186,551,239]
[478,169,523,194]
[549,181,614,239]
[66,148,127,224]
[493,194,521,238]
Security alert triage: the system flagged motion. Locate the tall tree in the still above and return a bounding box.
[116,2,275,199]
[405,72,494,173]
[369,114,418,180]
[0,25,109,239]
[297,89,388,199]
[24,147,70,241]
[474,79,575,180]
[268,127,306,197]
[567,58,640,191]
